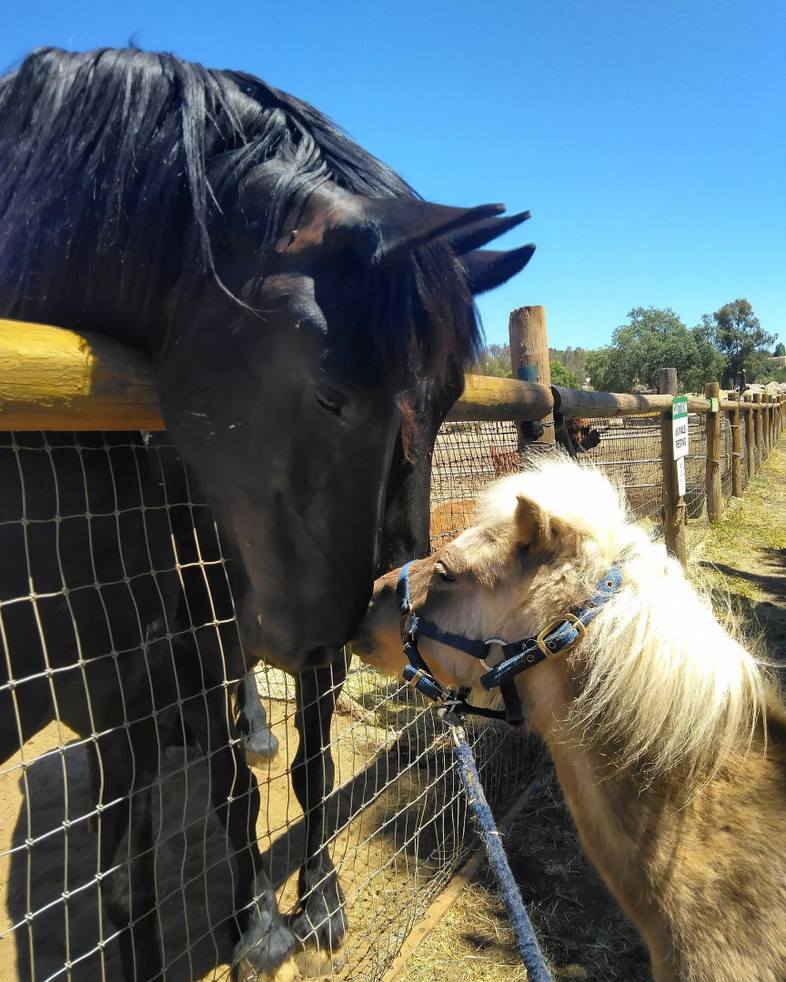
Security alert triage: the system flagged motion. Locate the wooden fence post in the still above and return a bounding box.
[705,382,722,521]
[743,394,755,487]
[765,394,770,447]
[508,306,555,449]
[771,395,776,445]
[753,393,763,471]
[765,394,771,448]
[770,394,777,447]
[729,394,743,498]
[659,368,686,567]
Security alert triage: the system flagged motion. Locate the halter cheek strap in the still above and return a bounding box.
[395,561,623,726]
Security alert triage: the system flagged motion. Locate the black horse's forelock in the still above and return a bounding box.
[0,47,482,379]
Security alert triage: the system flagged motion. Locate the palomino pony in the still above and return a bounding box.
[0,48,534,979]
[354,457,786,982]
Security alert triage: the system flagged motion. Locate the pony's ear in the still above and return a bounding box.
[462,245,536,295]
[514,494,548,548]
[514,494,568,551]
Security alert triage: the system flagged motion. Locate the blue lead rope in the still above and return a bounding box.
[451,724,552,982]
[397,560,624,978]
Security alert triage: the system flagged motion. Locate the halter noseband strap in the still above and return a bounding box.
[396,561,623,726]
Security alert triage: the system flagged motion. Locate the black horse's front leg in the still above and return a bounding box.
[238,670,280,765]
[289,649,349,954]
[181,686,295,978]
[89,724,162,982]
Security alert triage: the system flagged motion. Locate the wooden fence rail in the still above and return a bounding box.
[1,318,777,430]
[1,317,783,573]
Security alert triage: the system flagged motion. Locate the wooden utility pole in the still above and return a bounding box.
[508,305,554,448]
[705,381,722,521]
[659,368,686,567]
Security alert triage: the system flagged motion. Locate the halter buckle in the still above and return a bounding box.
[535,613,585,659]
[403,666,430,692]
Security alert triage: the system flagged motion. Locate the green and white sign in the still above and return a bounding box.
[672,396,689,496]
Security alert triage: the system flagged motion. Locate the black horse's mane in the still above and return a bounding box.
[0,47,482,378]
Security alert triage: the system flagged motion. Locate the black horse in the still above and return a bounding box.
[0,48,533,979]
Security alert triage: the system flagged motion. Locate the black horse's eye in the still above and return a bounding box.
[435,563,455,583]
[315,386,347,417]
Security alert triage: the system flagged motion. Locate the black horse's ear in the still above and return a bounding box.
[360,198,507,263]
[449,210,531,256]
[462,244,536,295]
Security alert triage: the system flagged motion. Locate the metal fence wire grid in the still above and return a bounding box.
[0,412,732,980]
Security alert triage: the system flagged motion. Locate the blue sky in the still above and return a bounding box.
[2,1,784,349]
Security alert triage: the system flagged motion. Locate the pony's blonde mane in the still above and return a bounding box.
[474,456,766,780]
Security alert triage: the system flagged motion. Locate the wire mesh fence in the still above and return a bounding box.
[0,402,766,981]
[0,430,534,982]
[569,416,663,522]
[431,412,716,535]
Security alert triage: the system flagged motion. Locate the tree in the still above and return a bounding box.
[550,346,589,383]
[585,307,724,393]
[550,359,579,388]
[766,365,786,383]
[702,299,776,382]
[473,343,512,378]
[774,342,786,357]
[585,347,611,389]
[475,344,582,387]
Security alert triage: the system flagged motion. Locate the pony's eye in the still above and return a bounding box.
[435,564,455,583]
[315,386,347,417]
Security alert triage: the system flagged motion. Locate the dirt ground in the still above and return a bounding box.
[400,440,786,982]
[0,665,525,981]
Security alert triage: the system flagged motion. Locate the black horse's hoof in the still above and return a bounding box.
[242,724,280,766]
[288,867,346,953]
[232,874,296,978]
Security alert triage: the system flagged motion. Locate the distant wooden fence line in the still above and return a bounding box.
[1,315,783,570]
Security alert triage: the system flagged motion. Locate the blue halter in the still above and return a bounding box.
[396,561,623,726]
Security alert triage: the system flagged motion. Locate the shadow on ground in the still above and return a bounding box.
[4,712,524,981]
[697,558,786,654]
